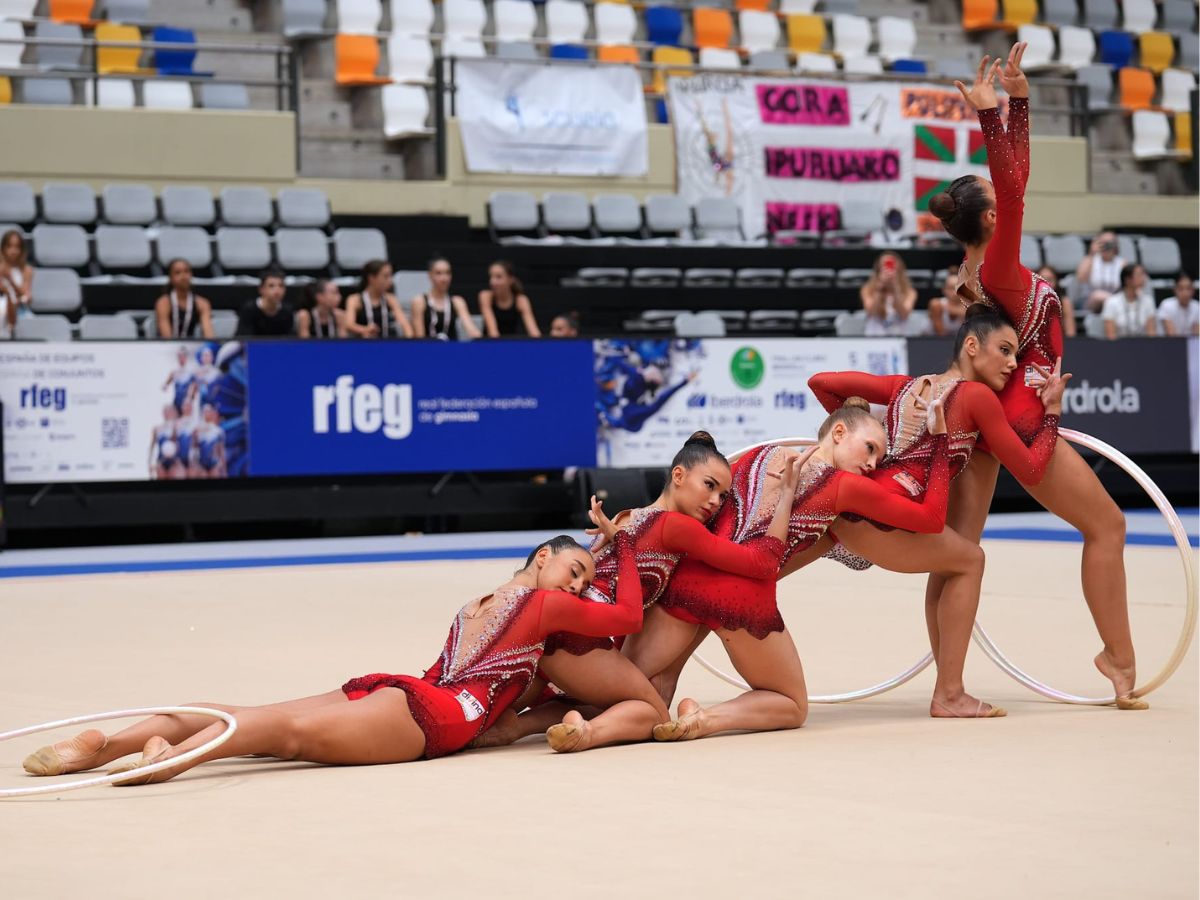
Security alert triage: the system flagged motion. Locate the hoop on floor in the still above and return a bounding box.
[0,706,238,798]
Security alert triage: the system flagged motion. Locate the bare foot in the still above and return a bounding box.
[546,710,591,753]
[23,729,109,776]
[930,693,1006,718]
[652,698,707,741]
[469,709,523,749]
[109,736,174,786]
[1094,651,1147,710]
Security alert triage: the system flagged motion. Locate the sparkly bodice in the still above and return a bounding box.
[884,376,978,482]
[585,506,681,609]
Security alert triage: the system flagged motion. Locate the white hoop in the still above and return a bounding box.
[691,431,1198,706]
[0,707,238,798]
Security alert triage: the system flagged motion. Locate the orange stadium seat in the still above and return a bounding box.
[694,7,734,48]
[787,14,827,53]
[598,44,640,65]
[335,34,391,86]
[1175,111,1193,157]
[736,0,772,9]
[1002,0,1038,28]
[1118,66,1156,108]
[651,45,694,95]
[95,22,149,75]
[1138,32,1176,74]
[48,0,96,24]
[962,0,1001,30]
[0,76,11,104]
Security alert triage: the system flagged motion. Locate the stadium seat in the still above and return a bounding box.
[0,20,22,70]
[443,0,487,38]
[823,0,860,14]
[699,47,741,69]
[595,3,637,45]
[442,36,485,60]
[844,55,883,74]
[161,186,215,226]
[694,197,744,243]
[22,78,73,105]
[93,78,136,108]
[735,268,785,288]
[694,7,734,48]
[570,267,628,287]
[102,184,156,225]
[1122,0,1158,32]
[496,41,539,59]
[274,228,331,271]
[1138,236,1183,276]
[48,0,94,24]
[598,44,639,65]
[336,0,382,34]
[1002,0,1038,28]
[15,314,72,341]
[877,17,916,62]
[0,183,36,225]
[30,268,82,313]
[1161,0,1196,34]
[494,0,537,41]
[216,226,271,271]
[335,34,390,85]
[1161,68,1197,111]
[1083,0,1119,30]
[382,84,432,137]
[390,0,433,36]
[1098,30,1134,68]
[35,22,85,69]
[42,183,97,225]
[736,0,771,9]
[152,26,200,76]
[1118,66,1156,109]
[1174,112,1191,156]
[0,0,36,15]
[935,57,976,79]
[962,0,1001,30]
[95,22,146,75]
[835,267,874,287]
[644,194,690,240]
[781,0,819,11]
[892,58,928,74]
[1138,32,1175,74]
[832,15,872,60]
[797,52,837,72]
[488,191,540,241]
[1077,63,1114,107]
[198,82,249,109]
[219,187,273,227]
[750,49,790,70]
[155,226,213,270]
[95,225,152,271]
[1131,110,1172,157]
[1181,35,1199,70]
[542,192,593,238]
[1041,0,1078,27]
[834,310,868,336]
[546,0,589,45]
[1058,25,1096,68]
[550,44,589,60]
[332,227,388,270]
[281,0,327,36]
[630,269,682,287]
[1018,25,1056,70]
[593,194,642,238]
[1116,232,1140,264]
[651,46,694,96]
[1020,234,1043,269]
[79,313,137,339]
[645,6,684,46]
[787,14,826,53]
[748,310,799,332]
[683,268,734,288]
[739,10,781,53]
[277,188,330,228]
[103,0,151,23]
[211,310,238,338]
[143,79,194,109]
[1041,234,1087,272]
[674,311,726,337]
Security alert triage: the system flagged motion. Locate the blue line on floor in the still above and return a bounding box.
[980,528,1198,548]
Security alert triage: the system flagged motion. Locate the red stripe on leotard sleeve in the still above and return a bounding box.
[808,371,909,413]
[537,531,643,638]
[833,435,951,533]
[660,511,785,579]
[959,381,1059,485]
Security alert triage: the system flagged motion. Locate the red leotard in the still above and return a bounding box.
[543,507,786,656]
[975,98,1064,445]
[342,531,643,758]
[659,442,951,636]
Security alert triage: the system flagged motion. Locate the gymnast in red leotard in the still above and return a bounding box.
[929,43,1142,709]
[20,534,645,784]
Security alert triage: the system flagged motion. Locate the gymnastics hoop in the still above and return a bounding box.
[0,706,238,798]
[691,431,1197,705]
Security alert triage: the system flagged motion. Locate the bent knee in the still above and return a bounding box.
[791,696,809,728]
[1080,500,1126,545]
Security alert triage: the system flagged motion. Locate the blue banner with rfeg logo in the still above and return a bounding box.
[244,341,597,476]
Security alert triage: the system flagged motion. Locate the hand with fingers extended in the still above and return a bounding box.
[1035,359,1071,416]
[585,493,619,551]
[997,41,1029,100]
[779,445,819,496]
[914,392,948,436]
[954,55,1002,112]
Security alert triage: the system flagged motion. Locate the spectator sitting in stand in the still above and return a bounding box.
[344,260,413,339]
[1036,265,1076,338]
[1076,231,1125,313]
[155,259,214,339]
[0,229,34,317]
[1102,264,1157,339]
[1157,272,1199,337]
[549,311,580,338]
[236,267,295,337]
[926,269,964,336]
[479,260,540,337]
[296,278,346,339]
[411,256,480,340]
[861,251,919,336]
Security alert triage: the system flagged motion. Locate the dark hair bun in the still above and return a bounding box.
[842,396,871,412]
[964,303,999,321]
[685,430,718,450]
[928,192,957,222]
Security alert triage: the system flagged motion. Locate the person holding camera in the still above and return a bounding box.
[1075,231,1125,313]
[860,251,919,336]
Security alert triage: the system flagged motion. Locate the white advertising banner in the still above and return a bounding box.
[669,73,995,240]
[457,59,649,176]
[0,342,244,483]
[595,338,908,468]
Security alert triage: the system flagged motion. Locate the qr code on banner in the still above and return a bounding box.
[102,417,129,449]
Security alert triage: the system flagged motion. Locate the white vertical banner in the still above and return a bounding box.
[457,59,648,176]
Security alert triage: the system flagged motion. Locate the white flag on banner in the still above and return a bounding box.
[457,59,649,177]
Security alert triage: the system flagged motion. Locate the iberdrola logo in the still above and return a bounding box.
[730,347,764,389]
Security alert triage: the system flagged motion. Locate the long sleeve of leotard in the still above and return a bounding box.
[661,511,785,579]
[978,101,1030,306]
[833,435,951,533]
[538,531,643,637]
[959,382,1058,486]
[808,371,909,413]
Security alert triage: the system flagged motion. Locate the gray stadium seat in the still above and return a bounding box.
[488,191,540,241]
[31,224,89,268]
[392,270,429,302]
[276,188,331,228]
[95,225,152,270]
[0,183,36,225]
[1020,234,1043,270]
[683,268,734,288]
[1077,64,1114,109]
[496,41,539,59]
[219,186,273,227]
[749,50,790,70]
[736,268,785,288]
[571,267,629,287]
[1082,0,1118,29]
[711,309,748,329]
[694,197,743,243]
[674,311,726,337]
[1041,234,1088,273]
[907,268,936,289]
[824,200,880,247]
[156,226,213,270]
[15,314,72,342]
[211,310,238,339]
[593,194,642,237]
[1117,233,1140,264]
[21,78,73,105]
[835,268,874,288]
[41,183,97,225]
[102,184,156,225]
[216,226,272,271]
[161,186,216,226]
[1138,237,1182,277]
[834,310,868,336]
[1162,0,1196,32]
[1042,0,1078,26]
[79,313,138,340]
[542,192,593,236]
[936,57,976,80]
[282,0,328,36]
[786,267,836,287]
[644,195,691,239]
[30,268,82,313]
[103,0,152,23]
[34,22,83,70]
[274,228,331,271]
[200,82,250,110]
[631,268,682,287]
[332,227,388,271]
[1181,34,1199,70]
[823,0,859,13]
[748,309,800,332]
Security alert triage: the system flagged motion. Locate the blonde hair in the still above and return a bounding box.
[817,396,874,440]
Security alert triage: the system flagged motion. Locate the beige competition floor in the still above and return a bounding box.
[1,539,1196,899]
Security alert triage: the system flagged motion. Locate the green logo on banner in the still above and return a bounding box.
[730,347,764,389]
